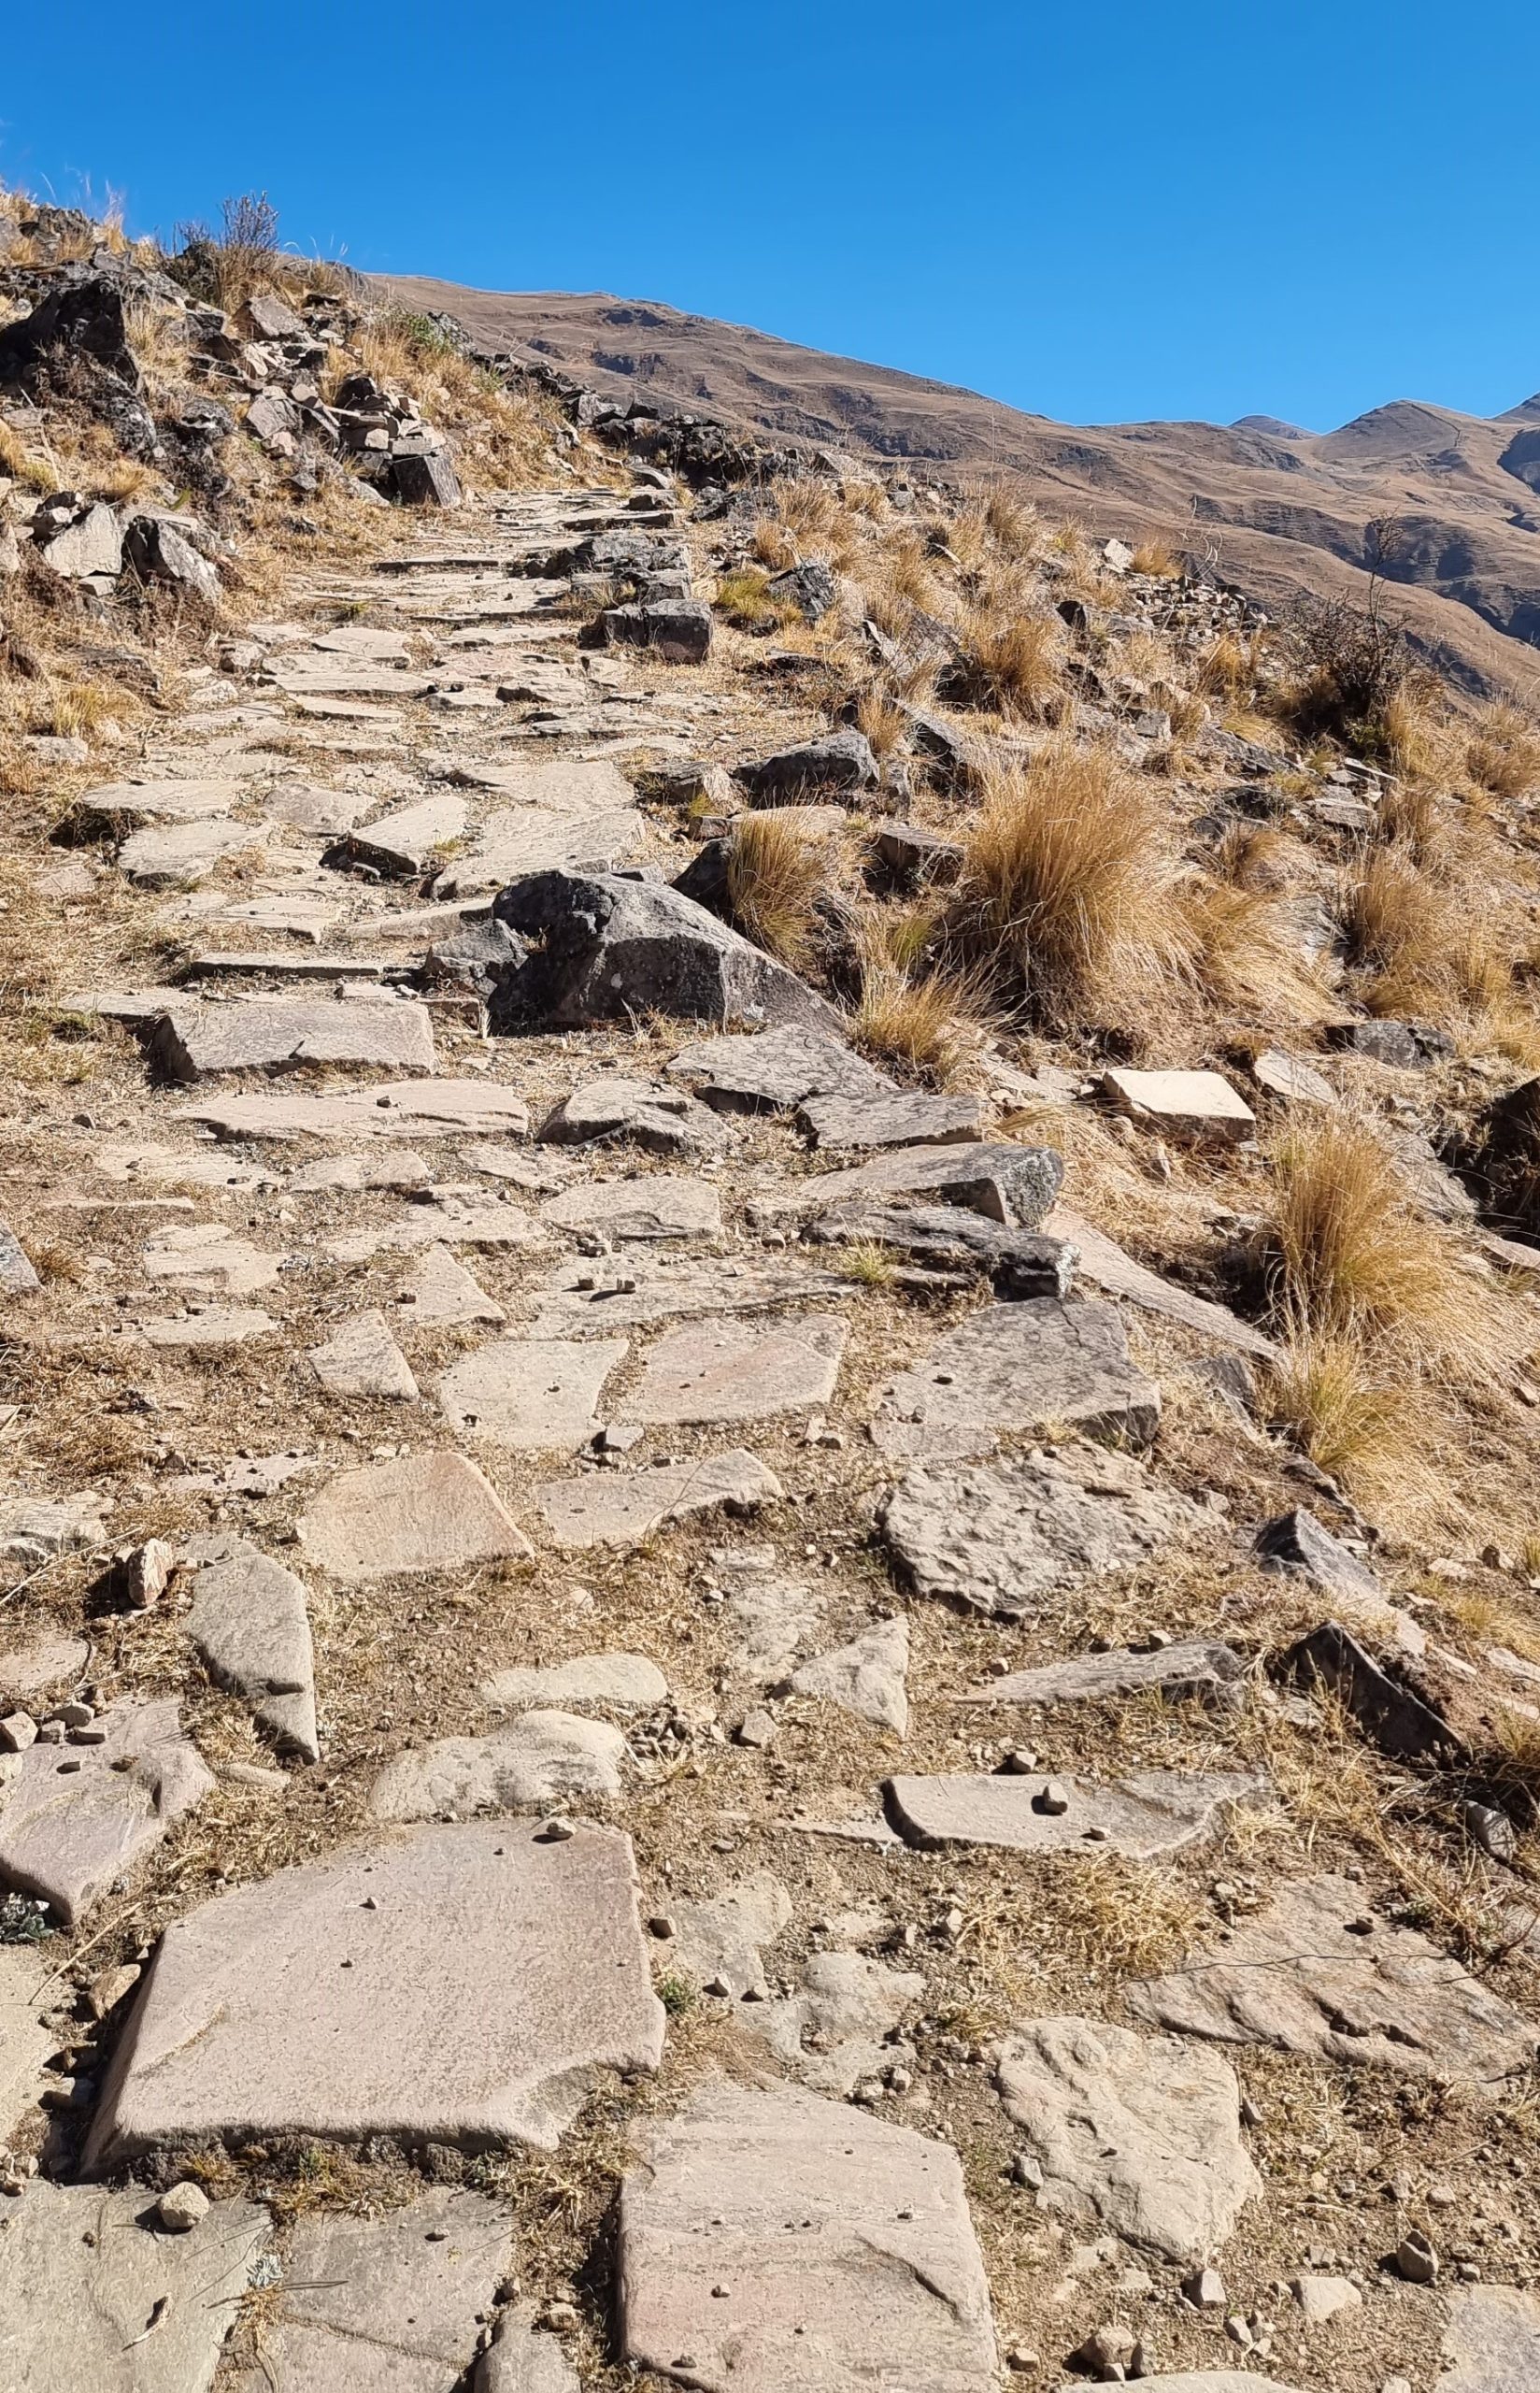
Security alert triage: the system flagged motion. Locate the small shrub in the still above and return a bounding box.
[853,939,978,1084]
[1131,538,1179,577]
[1261,1114,1474,1361]
[724,812,826,971]
[715,566,783,629]
[951,607,1061,720]
[1468,704,1540,800]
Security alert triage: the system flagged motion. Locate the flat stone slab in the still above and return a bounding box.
[0,1492,111,1569]
[182,1079,531,1142]
[542,1175,723,1240]
[541,1075,727,1158]
[538,1450,783,1549]
[1044,1206,1280,1363]
[331,1196,548,1264]
[725,1575,824,1680]
[962,1639,1245,1707]
[0,1697,215,1926]
[622,1316,847,1426]
[142,1305,278,1346]
[332,791,466,873]
[0,2181,269,2393]
[480,2315,580,2393]
[526,1257,852,1339]
[1438,2286,1540,2391]
[482,1653,667,1711]
[1252,1048,1337,1106]
[618,2082,997,2393]
[1127,1874,1539,2084]
[0,1217,39,1296]
[310,1307,421,1399]
[370,1710,627,1818]
[119,816,259,886]
[1102,1067,1256,1140]
[755,1141,1064,1226]
[870,1298,1161,1464]
[186,1536,320,1763]
[143,1222,281,1295]
[791,1617,909,1734]
[749,1950,924,2096]
[291,1147,434,1190]
[798,1089,988,1151]
[230,2189,509,2393]
[0,1943,52,2147]
[668,1027,888,1113]
[270,659,435,697]
[885,1767,1261,1858]
[440,1336,628,1452]
[670,1872,793,1999]
[299,1453,532,1579]
[87,1819,663,2165]
[397,1242,507,1327]
[69,775,245,828]
[0,1629,89,1700]
[261,780,375,836]
[150,996,435,1080]
[995,2014,1259,2263]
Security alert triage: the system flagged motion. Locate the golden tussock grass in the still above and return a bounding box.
[1263,1322,1441,1504]
[1262,1114,1472,1348]
[1467,703,1540,800]
[1178,871,1313,1014]
[853,687,909,762]
[723,811,826,973]
[1214,821,1290,890]
[1131,537,1179,577]
[852,926,981,1085]
[714,565,786,629]
[341,312,558,490]
[952,604,1061,721]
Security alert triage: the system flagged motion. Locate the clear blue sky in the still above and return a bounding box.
[5,0,1536,434]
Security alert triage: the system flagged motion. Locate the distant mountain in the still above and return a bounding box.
[376,274,1540,695]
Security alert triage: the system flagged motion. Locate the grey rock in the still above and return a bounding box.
[725,1575,824,1680]
[482,1653,668,1711]
[86,1819,663,2166]
[0,1943,53,2148]
[735,730,878,805]
[541,1175,723,1240]
[1127,1873,1538,2084]
[123,512,220,601]
[141,1304,278,1347]
[805,1204,1077,1298]
[0,1218,39,1296]
[670,1871,793,1998]
[186,1537,320,1764]
[994,2015,1259,2263]
[0,1629,89,1698]
[876,821,965,882]
[1438,2286,1540,2390]
[879,1441,1206,1619]
[478,2315,580,2393]
[1102,1067,1255,1141]
[1044,1206,1280,1362]
[119,816,258,886]
[143,1222,281,1297]
[1284,1620,1463,1762]
[618,2082,997,2393]
[34,494,121,581]
[962,1640,1245,1709]
[0,1697,214,1926]
[150,996,436,1080]
[332,791,466,877]
[181,1078,531,1142]
[885,1767,1261,1858]
[492,870,843,1037]
[440,1336,628,1453]
[541,1075,727,1157]
[1291,2274,1362,2325]
[749,1949,924,2095]
[1326,1019,1426,1068]
[393,448,463,507]
[667,1027,889,1114]
[538,1449,782,1548]
[0,1492,111,1569]
[298,1453,532,1579]
[791,1617,909,1733]
[757,1140,1064,1227]
[602,597,712,662]
[369,1709,627,1818]
[622,1315,847,1426]
[1254,1509,1382,1602]
[292,1148,434,1191]
[1252,1050,1337,1106]
[798,1088,988,1151]
[767,559,837,623]
[309,1307,421,1400]
[156,2181,210,2232]
[869,1298,1161,1463]
[526,1256,852,1337]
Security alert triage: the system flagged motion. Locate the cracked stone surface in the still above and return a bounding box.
[885,1767,1262,1858]
[186,1535,320,1763]
[481,1653,668,1711]
[180,1078,531,1142]
[618,2081,997,2393]
[540,1076,727,1158]
[994,2014,1260,2263]
[143,1221,282,1295]
[230,2188,509,2393]
[0,1696,215,1926]
[0,1944,51,2147]
[537,1450,782,1548]
[0,1630,90,1696]
[478,2314,580,2393]
[0,2181,270,2393]
[150,996,436,1080]
[0,1493,111,1568]
[439,1336,628,1452]
[141,1303,278,1346]
[621,1316,847,1426]
[1127,1874,1539,2084]
[756,1140,1064,1227]
[878,1441,1207,1619]
[299,1452,532,1579]
[369,1709,628,1818]
[1437,2286,1540,2390]
[310,1306,421,1399]
[791,1616,909,1733]
[797,1088,988,1151]
[540,1174,723,1240]
[749,1950,924,2095]
[870,1298,1160,1463]
[962,1639,1245,1708]
[86,1819,664,2166]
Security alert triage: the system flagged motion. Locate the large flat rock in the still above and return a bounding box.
[1102,1067,1256,1141]
[86,1818,665,2167]
[526,1256,852,1338]
[748,1950,924,2097]
[0,1492,111,1569]
[150,996,435,1079]
[397,1241,507,1326]
[310,1306,421,1399]
[618,2082,996,2393]
[1044,1206,1280,1362]
[182,1079,531,1142]
[186,1536,320,1763]
[797,1089,988,1151]
[538,1450,782,1548]
[1127,1873,1539,2084]
[541,1173,722,1240]
[143,1221,281,1295]
[668,1027,888,1113]
[298,1452,532,1580]
[0,2181,269,2393]
[230,2190,510,2393]
[0,1696,214,1926]
[669,1872,793,1999]
[994,2015,1259,2263]
[439,1336,628,1451]
[119,816,259,886]
[962,1639,1245,1707]
[869,1297,1160,1463]
[621,1316,847,1426]
[0,1944,52,2147]
[482,1653,667,1711]
[335,790,466,875]
[755,1141,1063,1226]
[369,1710,628,1818]
[540,1075,727,1158]
[885,1767,1261,1858]
[1438,2286,1540,2391]
[791,1617,909,1734]
[69,775,245,829]
[142,1304,278,1347]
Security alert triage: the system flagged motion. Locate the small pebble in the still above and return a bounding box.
[157,2181,210,2233]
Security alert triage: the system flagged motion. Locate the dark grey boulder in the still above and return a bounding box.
[735,730,877,805]
[122,514,220,602]
[0,276,138,388]
[1284,1621,1466,1764]
[767,559,837,623]
[1253,1508,1381,1604]
[602,600,712,663]
[392,450,462,508]
[804,1202,1076,1298]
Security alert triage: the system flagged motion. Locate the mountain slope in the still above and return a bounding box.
[376,275,1540,695]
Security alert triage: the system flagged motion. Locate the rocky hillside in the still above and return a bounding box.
[377,275,1540,699]
[5,189,1540,2393]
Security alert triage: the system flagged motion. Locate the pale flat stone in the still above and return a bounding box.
[1127,1874,1538,2085]
[142,1305,278,1346]
[0,1495,111,1570]
[725,1577,824,1680]
[1292,2274,1362,2325]
[1438,2286,1540,2390]
[261,780,375,836]
[622,1316,847,1426]
[70,775,244,828]
[212,890,344,938]
[668,1027,888,1113]
[0,1697,215,1926]
[791,1617,909,1733]
[482,1653,667,1711]
[1058,2380,1298,2392]
[0,1944,51,2147]
[885,1767,1261,1859]
[0,1630,89,1699]
[869,1298,1160,1464]
[271,660,435,698]
[183,1079,531,1141]
[369,1710,627,1818]
[1102,1067,1256,1140]
[0,1218,39,1295]
[97,1139,278,1192]
[330,1196,548,1263]
[670,1872,793,1998]
[1044,1206,1281,1363]
[291,1148,434,1190]
[150,996,435,1079]
[526,1257,851,1337]
[87,1819,664,2164]
[186,1537,320,1763]
[619,2082,997,2393]
[541,1076,727,1159]
[541,1175,723,1240]
[119,816,260,885]
[310,1307,421,1399]
[397,1242,506,1327]
[187,946,396,981]
[0,2182,269,2393]
[994,2015,1260,2263]
[440,1337,628,1452]
[439,802,642,897]
[754,1141,1063,1226]
[143,1221,281,1296]
[798,1089,987,1150]
[338,791,466,874]
[299,1452,531,1579]
[231,2190,509,2393]
[1253,1049,1337,1106]
[962,1640,1245,1707]
[539,1451,783,1549]
[749,1951,924,2095]
[478,2316,579,2393]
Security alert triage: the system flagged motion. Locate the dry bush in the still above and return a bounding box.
[1214,822,1290,890]
[714,566,785,629]
[723,813,826,972]
[348,312,556,489]
[0,422,57,493]
[1179,871,1305,1012]
[1468,704,1540,801]
[1282,578,1408,746]
[852,948,978,1084]
[1264,1323,1427,1493]
[947,745,1191,1026]
[1131,537,1179,577]
[863,529,940,629]
[854,688,908,762]
[951,605,1061,720]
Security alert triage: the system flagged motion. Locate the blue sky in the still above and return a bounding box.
[5,0,1536,434]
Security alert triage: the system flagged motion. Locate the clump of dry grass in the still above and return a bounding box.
[947,745,1191,1027]
[1215,822,1290,890]
[1131,537,1179,577]
[852,920,980,1084]
[1195,630,1263,705]
[714,566,786,629]
[950,604,1061,720]
[1467,704,1540,800]
[863,530,941,632]
[1264,1322,1437,1497]
[724,812,827,972]
[1179,871,1305,1012]
[854,688,908,762]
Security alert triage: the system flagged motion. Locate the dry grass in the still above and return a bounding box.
[723,812,826,972]
[1178,871,1309,1013]
[1467,704,1540,801]
[951,605,1061,720]
[1263,1322,1438,1499]
[854,688,909,762]
[852,929,980,1085]
[948,745,1191,1027]
[1196,632,1262,703]
[1131,537,1179,577]
[1214,822,1290,890]
[1339,842,1460,1017]
[1375,775,1447,864]
[343,311,558,491]
[714,566,786,629]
